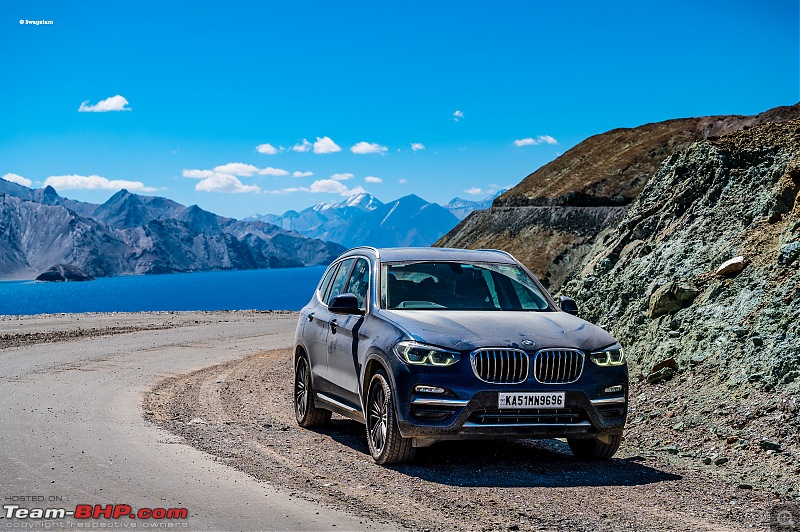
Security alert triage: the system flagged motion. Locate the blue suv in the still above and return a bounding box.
[293,247,628,464]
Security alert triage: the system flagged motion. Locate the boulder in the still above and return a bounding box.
[715,256,746,277]
[35,264,95,282]
[778,242,800,266]
[647,282,700,318]
[651,357,679,374]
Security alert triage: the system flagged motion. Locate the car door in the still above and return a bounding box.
[326,257,369,407]
[304,259,353,393]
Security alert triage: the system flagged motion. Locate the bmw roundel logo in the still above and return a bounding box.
[521,339,535,346]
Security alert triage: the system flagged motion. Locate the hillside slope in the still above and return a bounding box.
[565,120,800,384]
[437,103,800,290]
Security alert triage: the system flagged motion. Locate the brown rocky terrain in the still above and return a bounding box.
[145,347,789,531]
[441,110,800,511]
[559,119,800,493]
[437,103,800,292]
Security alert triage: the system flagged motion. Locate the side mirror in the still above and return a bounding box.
[329,293,365,315]
[558,296,579,316]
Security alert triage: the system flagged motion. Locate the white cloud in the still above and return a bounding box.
[44,174,155,192]
[465,187,483,195]
[411,143,425,151]
[195,174,260,194]
[398,178,407,184]
[308,179,364,197]
[256,143,279,154]
[292,171,314,178]
[513,135,558,147]
[213,162,259,177]
[292,139,312,152]
[351,141,388,155]
[2,173,33,187]
[258,167,290,176]
[183,169,216,179]
[330,172,354,181]
[313,136,341,154]
[264,187,301,195]
[364,176,382,183]
[453,110,464,122]
[78,95,131,113]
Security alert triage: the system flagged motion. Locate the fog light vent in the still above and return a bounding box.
[604,385,623,394]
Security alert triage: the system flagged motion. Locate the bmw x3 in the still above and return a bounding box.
[293,247,628,464]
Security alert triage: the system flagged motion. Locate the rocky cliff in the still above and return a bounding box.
[443,110,800,492]
[437,104,800,292]
[564,120,800,387]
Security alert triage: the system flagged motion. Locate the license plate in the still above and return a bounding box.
[498,392,565,409]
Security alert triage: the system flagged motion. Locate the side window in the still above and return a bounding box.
[345,259,370,310]
[325,258,355,305]
[317,263,339,302]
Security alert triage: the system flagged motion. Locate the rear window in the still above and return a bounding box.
[380,261,551,311]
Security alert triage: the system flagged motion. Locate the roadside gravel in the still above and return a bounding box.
[145,348,789,531]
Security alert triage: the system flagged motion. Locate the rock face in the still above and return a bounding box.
[563,119,800,389]
[35,264,95,282]
[0,188,345,279]
[436,103,800,292]
[437,206,627,290]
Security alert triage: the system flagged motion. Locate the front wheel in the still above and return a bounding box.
[567,434,622,460]
[294,355,331,428]
[365,370,416,465]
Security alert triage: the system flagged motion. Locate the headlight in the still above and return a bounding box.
[393,341,461,367]
[590,347,625,366]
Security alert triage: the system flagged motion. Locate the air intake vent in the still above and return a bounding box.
[470,349,529,384]
[532,349,584,384]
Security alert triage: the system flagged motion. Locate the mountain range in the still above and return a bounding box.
[246,190,502,248]
[0,180,344,279]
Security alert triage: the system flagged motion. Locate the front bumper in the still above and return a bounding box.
[389,357,628,442]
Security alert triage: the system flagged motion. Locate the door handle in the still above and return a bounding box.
[329,319,338,334]
[307,312,314,322]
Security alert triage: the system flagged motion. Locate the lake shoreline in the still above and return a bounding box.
[0,266,326,316]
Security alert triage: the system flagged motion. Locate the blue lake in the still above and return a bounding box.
[0,266,327,316]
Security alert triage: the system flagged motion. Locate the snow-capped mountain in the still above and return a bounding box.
[444,189,507,220]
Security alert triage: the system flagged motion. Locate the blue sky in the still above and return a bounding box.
[1,1,797,218]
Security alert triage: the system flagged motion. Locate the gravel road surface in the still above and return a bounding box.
[0,311,390,530]
[146,346,786,531]
[0,311,788,531]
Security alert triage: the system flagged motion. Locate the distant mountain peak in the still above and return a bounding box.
[341,192,381,210]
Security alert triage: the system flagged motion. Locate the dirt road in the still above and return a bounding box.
[0,311,787,531]
[0,311,390,530]
[148,348,784,531]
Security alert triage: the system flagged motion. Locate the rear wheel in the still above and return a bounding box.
[294,355,331,427]
[365,370,416,465]
[567,434,622,460]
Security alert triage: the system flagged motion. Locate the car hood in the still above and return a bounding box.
[379,310,617,353]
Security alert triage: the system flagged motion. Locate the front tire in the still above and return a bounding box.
[365,370,416,465]
[567,434,622,460]
[294,355,331,428]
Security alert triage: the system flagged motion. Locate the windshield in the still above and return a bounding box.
[380,261,552,311]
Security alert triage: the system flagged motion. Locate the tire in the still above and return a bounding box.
[294,355,331,428]
[365,370,416,465]
[567,434,622,460]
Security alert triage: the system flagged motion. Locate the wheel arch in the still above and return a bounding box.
[361,350,394,410]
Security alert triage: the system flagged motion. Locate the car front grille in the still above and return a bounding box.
[532,349,585,384]
[470,348,529,384]
[467,408,586,425]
